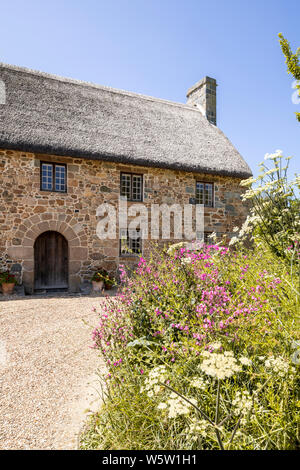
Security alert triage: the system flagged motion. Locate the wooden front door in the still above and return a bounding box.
[34,231,68,290]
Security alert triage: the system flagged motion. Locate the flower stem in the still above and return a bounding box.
[215,380,224,450]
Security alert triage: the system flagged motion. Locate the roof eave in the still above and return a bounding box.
[0,141,253,179]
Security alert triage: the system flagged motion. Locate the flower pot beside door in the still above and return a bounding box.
[91,271,106,293]
[0,272,17,296]
[104,275,116,291]
[91,269,115,293]
[2,283,15,295]
[92,280,104,292]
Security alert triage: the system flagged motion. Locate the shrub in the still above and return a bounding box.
[81,240,300,450]
[237,152,300,263]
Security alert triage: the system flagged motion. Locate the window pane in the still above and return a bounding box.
[120,229,141,255]
[196,182,204,204]
[129,229,141,254]
[132,175,142,201]
[120,229,130,254]
[120,174,131,200]
[205,183,213,207]
[55,165,66,192]
[204,232,212,243]
[196,182,213,207]
[41,163,53,190]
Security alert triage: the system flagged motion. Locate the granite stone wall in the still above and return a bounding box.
[0,149,248,293]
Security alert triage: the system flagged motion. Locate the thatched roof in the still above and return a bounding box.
[0,63,252,178]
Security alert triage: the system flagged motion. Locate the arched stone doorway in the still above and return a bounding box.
[7,214,87,293]
[34,231,68,291]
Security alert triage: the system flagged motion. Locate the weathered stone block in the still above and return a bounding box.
[79,280,92,294]
[22,271,34,294]
[69,275,81,292]
[7,246,33,260]
[100,185,112,193]
[33,206,46,214]
[23,260,34,272]
[37,221,50,233]
[14,284,25,296]
[69,260,81,275]
[70,247,88,261]
[225,204,235,213]
[185,186,194,194]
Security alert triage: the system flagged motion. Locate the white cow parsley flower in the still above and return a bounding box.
[166,393,197,419]
[239,356,252,366]
[232,390,264,425]
[229,236,239,246]
[232,391,254,425]
[200,351,241,380]
[257,356,265,361]
[141,365,168,396]
[232,391,253,416]
[186,419,210,440]
[190,376,208,390]
[157,402,167,410]
[181,257,192,265]
[208,342,222,351]
[264,149,283,160]
[264,355,292,377]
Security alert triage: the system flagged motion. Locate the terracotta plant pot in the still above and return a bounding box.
[92,280,104,292]
[104,283,113,290]
[1,282,15,295]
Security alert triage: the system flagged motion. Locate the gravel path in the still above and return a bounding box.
[0,295,106,450]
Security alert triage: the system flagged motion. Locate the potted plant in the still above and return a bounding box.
[91,270,106,292]
[104,274,116,290]
[0,271,17,295]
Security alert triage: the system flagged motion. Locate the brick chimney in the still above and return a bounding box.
[186,77,217,125]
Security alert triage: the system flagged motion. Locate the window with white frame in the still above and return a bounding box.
[196,181,214,207]
[41,162,67,192]
[120,228,142,255]
[120,173,143,201]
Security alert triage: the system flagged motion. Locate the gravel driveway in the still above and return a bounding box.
[0,295,106,450]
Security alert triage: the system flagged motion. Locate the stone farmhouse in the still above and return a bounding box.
[0,64,252,294]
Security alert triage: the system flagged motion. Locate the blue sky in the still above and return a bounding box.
[1,0,299,176]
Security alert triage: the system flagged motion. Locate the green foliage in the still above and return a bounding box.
[237,152,300,265]
[0,271,17,285]
[91,269,116,288]
[81,239,300,450]
[278,33,300,122]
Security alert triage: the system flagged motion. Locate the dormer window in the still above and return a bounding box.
[40,162,67,192]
